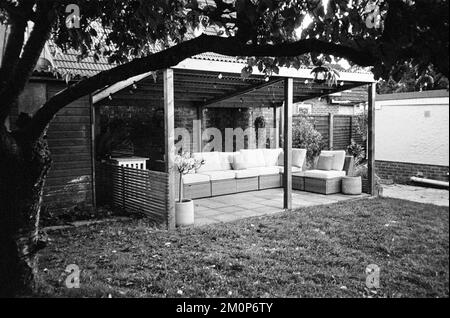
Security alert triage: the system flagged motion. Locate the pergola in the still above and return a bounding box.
[93,53,376,229]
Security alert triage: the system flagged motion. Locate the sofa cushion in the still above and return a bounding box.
[292,148,307,168]
[248,166,281,176]
[219,152,234,171]
[193,152,222,173]
[277,148,307,168]
[234,169,260,179]
[200,170,236,181]
[182,173,210,184]
[231,152,248,170]
[316,154,334,171]
[277,166,303,173]
[320,150,346,171]
[262,148,283,167]
[303,170,346,179]
[240,149,266,168]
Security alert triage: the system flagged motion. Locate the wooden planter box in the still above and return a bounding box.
[236,177,259,192]
[259,174,282,190]
[304,177,342,195]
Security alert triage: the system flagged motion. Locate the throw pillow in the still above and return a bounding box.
[316,154,334,171]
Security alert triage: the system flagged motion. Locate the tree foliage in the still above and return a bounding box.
[0,0,448,141]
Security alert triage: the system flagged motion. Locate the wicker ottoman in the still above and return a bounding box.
[342,176,362,195]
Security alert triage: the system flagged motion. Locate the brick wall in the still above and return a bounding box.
[375,160,449,183]
[203,106,277,151]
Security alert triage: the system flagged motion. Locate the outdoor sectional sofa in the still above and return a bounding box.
[176,148,355,199]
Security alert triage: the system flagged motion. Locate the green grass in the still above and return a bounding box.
[36,197,449,298]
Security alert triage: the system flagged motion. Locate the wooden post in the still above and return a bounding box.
[328,112,334,150]
[273,106,279,149]
[283,78,293,210]
[349,115,353,144]
[194,106,202,152]
[164,69,176,229]
[367,83,376,196]
[90,95,97,209]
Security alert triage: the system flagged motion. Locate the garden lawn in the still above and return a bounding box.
[36,197,449,298]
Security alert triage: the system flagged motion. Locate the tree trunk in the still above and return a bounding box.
[0,128,51,297]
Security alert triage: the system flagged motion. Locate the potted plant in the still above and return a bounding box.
[174,152,204,227]
[346,140,382,195]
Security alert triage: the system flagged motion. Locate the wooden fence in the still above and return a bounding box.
[294,114,365,151]
[96,162,168,223]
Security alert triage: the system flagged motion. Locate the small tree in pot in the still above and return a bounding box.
[174,153,204,226]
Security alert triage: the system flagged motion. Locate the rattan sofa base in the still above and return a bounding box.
[182,181,212,199]
[304,177,342,195]
[236,177,259,192]
[259,174,282,189]
[211,179,237,196]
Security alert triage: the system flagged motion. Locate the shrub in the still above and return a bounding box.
[292,116,324,165]
[347,139,366,166]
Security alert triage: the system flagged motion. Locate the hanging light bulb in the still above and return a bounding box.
[304,79,309,84]
[340,81,345,86]
[218,73,223,79]
[132,81,138,90]
[108,94,112,100]
[265,77,270,82]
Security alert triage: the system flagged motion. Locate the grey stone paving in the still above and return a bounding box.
[381,184,449,207]
[194,188,368,226]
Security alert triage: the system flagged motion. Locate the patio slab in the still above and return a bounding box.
[194,188,368,226]
[381,184,449,207]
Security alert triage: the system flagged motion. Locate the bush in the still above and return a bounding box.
[292,116,324,165]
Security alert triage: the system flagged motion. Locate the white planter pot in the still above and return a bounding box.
[175,199,194,227]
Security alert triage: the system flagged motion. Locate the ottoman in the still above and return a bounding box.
[342,176,362,195]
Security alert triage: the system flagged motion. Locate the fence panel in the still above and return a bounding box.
[96,163,168,223]
[293,114,365,151]
[333,115,352,150]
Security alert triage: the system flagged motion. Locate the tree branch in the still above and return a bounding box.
[25,34,375,141]
[0,1,56,122]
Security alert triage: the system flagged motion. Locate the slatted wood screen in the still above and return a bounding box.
[295,114,364,151]
[96,163,168,223]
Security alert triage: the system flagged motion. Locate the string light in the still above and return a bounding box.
[218,73,223,79]
[265,77,270,82]
[132,81,138,90]
[340,81,345,86]
[108,94,112,100]
[304,79,309,84]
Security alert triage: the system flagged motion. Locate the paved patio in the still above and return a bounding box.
[381,184,449,207]
[194,188,368,226]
